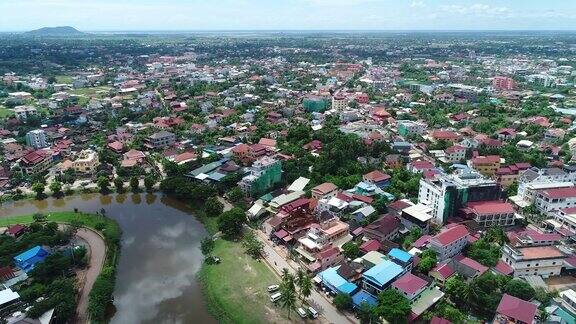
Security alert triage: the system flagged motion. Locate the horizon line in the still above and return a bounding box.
[2,28,576,33]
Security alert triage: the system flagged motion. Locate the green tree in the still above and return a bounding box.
[444,275,470,309]
[242,230,264,259]
[200,237,215,260]
[97,176,110,193]
[144,175,156,192]
[295,268,313,304]
[130,176,139,192]
[505,279,535,301]
[357,301,378,324]
[217,207,246,238]
[114,178,124,193]
[227,187,245,204]
[342,241,360,259]
[205,196,224,217]
[33,213,47,223]
[418,249,437,273]
[32,182,45,199]
[49,181,63,197]
[333,293,353,311]
[279,270,298,318]
[376,289,411,324]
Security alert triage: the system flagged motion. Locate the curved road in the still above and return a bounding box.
[75,228,106,323]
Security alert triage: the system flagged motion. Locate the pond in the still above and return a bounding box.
[0,193,217,324]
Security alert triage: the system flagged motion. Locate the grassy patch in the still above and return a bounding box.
[55,75,74,84]
[70,86,112,97]
[0,105,14,119]
[197,239,290,324]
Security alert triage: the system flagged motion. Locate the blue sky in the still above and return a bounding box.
[1,0,575,31]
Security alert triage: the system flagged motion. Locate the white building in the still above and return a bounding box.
[13,106,37,121]
[501,244,565,278]
[428,225,469,261]
[534,187,576,215]
[417,169,500,224]
[25,129,47,149]
[554,207,576,232]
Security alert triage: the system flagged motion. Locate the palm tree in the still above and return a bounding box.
[295,268,312,304]
[279,278,297,318]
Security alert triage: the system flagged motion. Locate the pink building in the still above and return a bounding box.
[493,76,516,91]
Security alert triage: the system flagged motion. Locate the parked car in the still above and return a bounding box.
[270,292,282,302]
[297,307,308,318]
[267,284,279,292]
[308,306,318,319]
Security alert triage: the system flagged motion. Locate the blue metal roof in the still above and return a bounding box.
[362,259,404,287]
[388,248,412,263]
[14,246,46,262]
[352,290,378,308]
[319,267,358,295]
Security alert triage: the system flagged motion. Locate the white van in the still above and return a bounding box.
[270,292,282,302]
[308,306,318,319]
[267,284,279,292]
[297,307,308,318]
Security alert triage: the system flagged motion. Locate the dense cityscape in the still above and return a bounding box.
[1,19,576,324]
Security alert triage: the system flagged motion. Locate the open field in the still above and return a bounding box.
[70,86,112,97]
[55,75,74,84]
[198,239,297,324]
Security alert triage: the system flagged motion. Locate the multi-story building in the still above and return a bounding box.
[534,187,576,215]
[311,182,338,199]
[146,130,176,148]
[20,150,52,175]
[294,218,349,273]
[25,129,47,149]
[72,149,100,174]
[501,244,566,278]
[238,156,282,196]
[494,294,538,324]
[397,120,427,137]
[443,145,466,163]
[494,163,531,187]
[554,207,576,232]
[469,155,501,176]
[331,94,348,110]
[417,169,501,224]
[13,106,37,121]
[362,259,404,297]
[428,225,469,261]
[492,76,516,91]
[459,201,516,227]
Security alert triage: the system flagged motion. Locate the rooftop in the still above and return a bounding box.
[496,294,538,324]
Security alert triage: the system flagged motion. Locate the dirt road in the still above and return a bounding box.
[75,228,107,323]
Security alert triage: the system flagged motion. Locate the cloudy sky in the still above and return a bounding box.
[1,0,575,31]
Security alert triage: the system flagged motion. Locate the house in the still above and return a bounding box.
[20,150,52,175]
[459,201,516,227]
[0,288,20,309]
[317,266,359,296]
[469,155,501,176]
[385,154,403,169]
[429,262,456,286]
[363,214,402,242]
[72,149,100,174]
[352,205,377,223]
[363,170,391,189]
[452,255,488,279]
[430,130,460,143]
[494,294,538,324]
[311,182,338,199]
[391,272,428,301]
[496,128,517,141]
[13,246,49,273]
[534,187,576,215]
[428,225,469,261]
[122,149,146,168]
[443,145,466,163]
[388,248,413,271]
[407,160,435,173]
[4,224,27,238]
[501,244,566,278]
[495,163,531,187]
[146,130,176,149]
[361,259,404,296]
[0,266,16,281]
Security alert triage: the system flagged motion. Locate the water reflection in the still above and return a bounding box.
[0,193,216,324]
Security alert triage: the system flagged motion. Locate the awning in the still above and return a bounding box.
[337,282,359,295]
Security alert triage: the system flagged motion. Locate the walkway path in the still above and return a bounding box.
[75,228,106,323]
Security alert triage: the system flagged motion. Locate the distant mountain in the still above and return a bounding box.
[26,26,86,36]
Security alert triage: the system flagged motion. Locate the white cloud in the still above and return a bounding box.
[410,1,426,9]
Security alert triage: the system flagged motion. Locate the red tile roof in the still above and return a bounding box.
[360,239,381,253]
[431,317,452,324]
[391,272,428,295]
[433,225,469,246]
[431,262,455,280]
[466,201,515,215]
[496,294,538,324]
[364,170,391,182]
[541,187,576,199]
[471,155,500,165]
[455,255,488,275]
[494,260,514,276]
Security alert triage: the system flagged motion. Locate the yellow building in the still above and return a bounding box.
[72,149,100,174]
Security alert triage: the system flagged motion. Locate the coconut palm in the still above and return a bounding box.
[295,268,312,304]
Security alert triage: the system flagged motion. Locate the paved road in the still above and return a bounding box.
[75,228,107,323]
[255,231,357,324]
